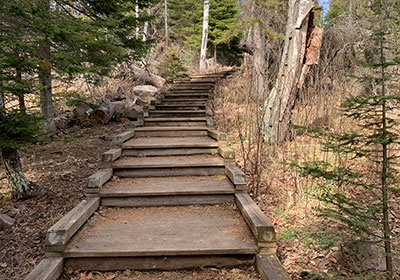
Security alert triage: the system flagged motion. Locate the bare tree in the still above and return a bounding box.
[199,0,210,72]
[263,0,317,142]
[164,0,169,45]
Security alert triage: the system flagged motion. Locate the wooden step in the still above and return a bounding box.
[101,176,234,197]
[122,136,218,156]
[134,126,208,137]
[169,88,213,93]
[144,117,207,127]
[64,205,257,267]
[156,104,206,110]
[112,155,225,177]
[161,98,207,103]
[149,110,206,118]
[99,176,236,206]
[164,94,210,99]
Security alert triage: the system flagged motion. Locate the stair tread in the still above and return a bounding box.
[145,117,207,121]
[149,110,206,113]
[100,176,235,196]
[64,205,257,257]
[122,137,217,149]
[112,155,224,169]
[135,126,208,131]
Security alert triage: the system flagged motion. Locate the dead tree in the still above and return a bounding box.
[263,0,322,142]
[199,0,210,72]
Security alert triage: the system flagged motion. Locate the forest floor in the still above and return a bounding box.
[0,121,261,280]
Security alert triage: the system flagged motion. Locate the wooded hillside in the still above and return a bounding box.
[1,0,399,279]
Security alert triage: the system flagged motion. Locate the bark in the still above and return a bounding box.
[131,65,166,88]
[143,8,150,42]
[164,0,169,45]
[263,0,315,142]
[199,0,210,72]
[1,147,34,199]
[16,67,26,113]
[38,0,56,132]
[253,8,266,102]
[90,101,116,126]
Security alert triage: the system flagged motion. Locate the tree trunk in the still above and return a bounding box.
[131,65,166,88]
[135,1,140,39]
[199,0,210,72]
[16,67,26,113]
[164,0,169,45]
[38,0,56,132]
[90,101,116,126]
[1,147,34,199]
[263,0,315,142]
[253,7,266,102]
[143,8,150,42]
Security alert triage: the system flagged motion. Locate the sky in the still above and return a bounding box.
[318,0,330,17]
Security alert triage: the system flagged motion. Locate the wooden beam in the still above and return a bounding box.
[256,254,290,280]
[112,131,135,146]
[207,129,227,141]
[235,193,276,245]
[87,168,113,189]
[218,146,235,160]
[102,148,122,162]
[45,198,100,251]
[225,164,247,190]
[25,257,63,280]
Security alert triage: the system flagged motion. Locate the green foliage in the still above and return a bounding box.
[159,45,189,81]
[0,110,43,152]
[292,1,399,277]
[169,0,241,65]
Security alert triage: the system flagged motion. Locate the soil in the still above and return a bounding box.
[0,122,127,280]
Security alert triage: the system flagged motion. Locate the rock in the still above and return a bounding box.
[0,214,15,230]
[115,87,126,101]
[132,85,159,104]
[73,103,92,118]
[120,117,131,123]
[121,107,139,120]
[54,112,74,130]
[112,101,125,112]
[337,241,386,273]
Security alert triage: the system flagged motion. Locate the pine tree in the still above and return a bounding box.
[292,1,399,278]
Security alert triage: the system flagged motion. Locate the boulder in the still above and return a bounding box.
[112,101,125,112]
[121,107,140,120]
[132,85,159,104]
[0,214,15,230]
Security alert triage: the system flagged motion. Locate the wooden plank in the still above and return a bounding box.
[208,129,227,141]
[256,254,291,280]
[112,156,225,169]
[102,148,122,162]
[65,255,254,271]
[135,126,208,131]
[100,176,235,197]
[64,205,257,258]
[218,146,235,159]
[112,130,135,146]
[123,147,218,157]
[145,117,207,122]
[25,257,63,280]
[225,164,246,186]
[235,193,276,244]
[101,194,234,207]
[122,137,217,149]
[45,198,100,251]
[114,166,225,178]
[87,168,113,189]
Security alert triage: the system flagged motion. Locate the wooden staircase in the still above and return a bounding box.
[26,70,290,280]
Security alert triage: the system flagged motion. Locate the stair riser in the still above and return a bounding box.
[156,105,206,110]
[164,95,210,99]
[144,121,207,127]
[161,99,207,103]
[114,167,225,177]
[64,255,254,271]
[101,194,233,207]
[149,112,206,118]
[135,130,208,137]
[122,148,218,157]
